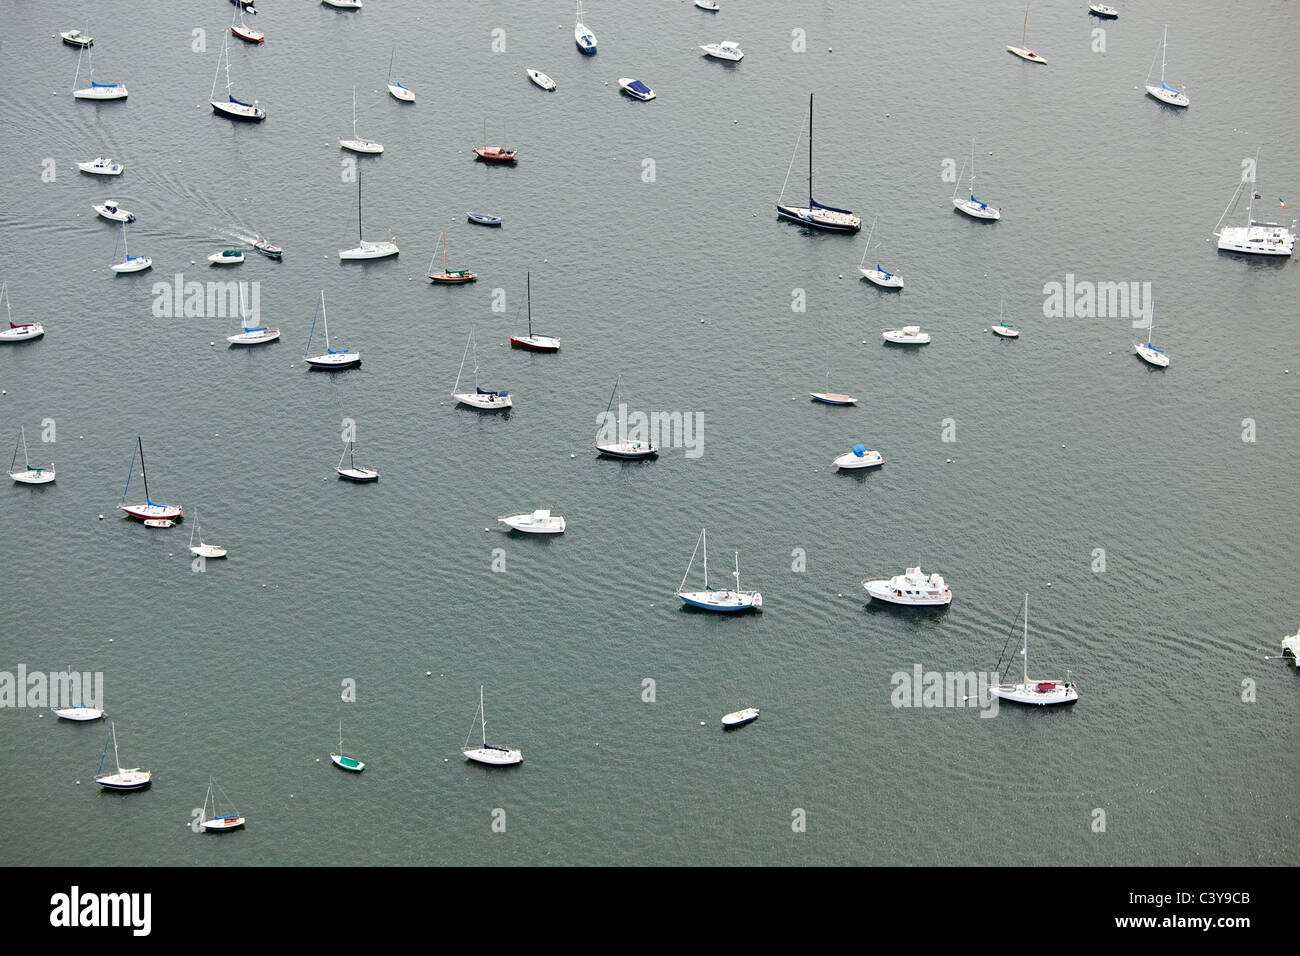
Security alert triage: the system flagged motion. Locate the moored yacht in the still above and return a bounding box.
[862,567,952,606]
[882,326,930,345]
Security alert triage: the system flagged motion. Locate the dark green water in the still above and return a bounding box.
[1,0,1296,866]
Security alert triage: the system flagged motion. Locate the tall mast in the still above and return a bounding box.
[527,272,532,336]
[357,168,363,242]
[807,94,814,203]
[702,529,708,590]
[112,721,122,772]
[480,686,487,747]
[20,426,30,469]
[1022,4,1029,47]
[321,292,330,349]
[1247,148,1260,224]
[734,551,741,592]
[137,437,151,503]
[1022,594,1029,685]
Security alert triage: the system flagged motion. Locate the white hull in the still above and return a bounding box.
[722,707,759,727]
[696,1,721,10]
[11,467,55,484]
[777,204,861,231]
[860,268,903,288]
[54,707,103,721]
[387,84,414,102]
[1281,631,1300,668]
[78,159,123,176]
[74,85,128,100]
[0,325,45,342]
[227,328,279,344]
[882,327,930,345]
[322,0,363,7]
[208,251,244,265]
[678,589,763,611]
[954,196,1000,220]
[111,257,152,273]
[1135,342,1169,367]
[1007,46,1046,63]
[189,544,228,558]
[991,324,1019,338]
[93,202,134,222]
[96,769,151,790]
[1216,225,1294,256]
[833,450,883,469]
[330,754,365,771]
[305,351,360,369]
[201,815,246,831]
[618,78,656,101]
[700,43,744,61]
[498,512,565,534]
[1145,84,1188,107]
[121,503,183,521]
[454,391,511,410]
[863,567,952,606]
[340,138,384,154]
[338,466,379,481]
[339,240,398,259]
[142,519,174,528]
[992,681,1079,705]
[575,24,596,54]
[596,441,657,459]
[810,392,856,405]
[527,69,556,91]
[464,746,522,766]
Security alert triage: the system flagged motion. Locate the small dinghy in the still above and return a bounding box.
[329,721,364,772]
[833,443,883,470]
[143,518,174,528]
[882,326,930,345]
[78,157,122,176]
[527,69,556,91]
[498,509,566,534]
[9,425,55,484]
[463,687,523,766]
[862,566,952,606]
[618,78,656,101]
[700,41,744,61]
[208,249,244,265]
[467,212,502,226]
[722,707,759,728]
[696,1,722,11]
[187,510,228,559]
[93,200,134,222]
[337,441,379,482]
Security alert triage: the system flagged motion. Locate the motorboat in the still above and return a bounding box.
[93,200,134,222]
[208,249,244,265]
[78,157,123,176]
[618,78,656,101]
[862,567,952,606]
[527,69,556,91]
[700,41,744,61]
[833,443,883,470]
[498,510,565,534]
[882,326,930,345]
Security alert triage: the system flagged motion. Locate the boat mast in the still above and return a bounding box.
[137,437,151,504]
[338,720,344,754]
[20,425,31,470]
[480,685,487,747]
[1022,594,1029,685]
[453,330,472,394]
[1022,4,1029,47]
[357,169,363,243]
[1246,148,1259,225]
[321,292,331,350]
[112,721,122,773]
[1160,25,1168,84]
[702,528,709,590]
[526,272,532,336]
[807,94,814,204]
[733,551,741,592]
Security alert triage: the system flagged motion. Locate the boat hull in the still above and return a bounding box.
[211,100,266,122]
[189,544,228,559]
[777,203,861,232]
[596,442,657,459]
[11,468,56,484]
[833,451,883,469]
[305,352,361,369]
[509,334,559,351]
[991,682,1079,706]
[722,708,759,728]
[340,139,384,154]
[1145,85,1188,108]
[498,515,565,534]
[96,770,152,790]
[73,86,128,100]
[954,197,1000,220]
[121,503,183,522]
[227,329,280,345]
[54,707,103,721]
[208,252,245,265]
[1216,226,1294,256]
[201,815,246,831]
[454,392,511,410]
[527,70,556,91]
[862,580,951,606]
[253,241,282,258]
[1135,343,1169,367]
[387,84,415,102]
[232,26,265,43]
[474,148,518,164]
[860,268,903,288]
[330,754,365,771]
[464,746,522,766]
[1007,46,1047,63]
[810,392,856,405]
[0,326,45,342]
[677,590,762,612]
[338,467,379,482]
[339,241,398,260]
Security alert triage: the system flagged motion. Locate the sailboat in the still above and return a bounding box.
[463,686,523,766]
[303,291,360,369]
[451,329,512,410]
[329,721,365,772]
[858,216,903,288]
[777,94,861,232]
[990,594,1079,705]
[810,334,856,405]
[574,1,597,54]
[1133,302,1169,368]
[188,510,228,559]
[595,375,657,458]
[1144,26,1188,107]
[339,86,383,153]
[386,48,414,101]
[952,141,1000,220]
[72,40,128,100]
[473,119,518,164]
[339,168,398,259]
[337,441,379,481]
[676,528,763,612]
[1213,149,1295,257]
[427,230,476,283]
[509,272,559,350]
[119,437,183,522]
[94,722,152,790]
[1007,3,1047,63]
[198,778,245,831]
[9,426,55,484]
[230,5,264,43]
[0,282,44,343]
[991,298,1019,337]
[209,34,265,121]
[226,281,279,344]
[52,666,102,720]
[109,220,151,273]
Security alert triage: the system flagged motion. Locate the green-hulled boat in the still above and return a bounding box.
[330,721,365,772]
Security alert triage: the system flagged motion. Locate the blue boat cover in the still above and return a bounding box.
[809,197,855,215]
[852,443,866,457]
[327,347,350,354]
[628,80,651,95]
[1161,82,1182,94]
[230,96,257,109]
[91,81,118,88]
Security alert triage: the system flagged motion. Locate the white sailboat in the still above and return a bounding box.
[94,722,152,790]
[858,216,903,288]
[339,86,383,154]
[991,298,1019,337]
[188,510,228,559]
[1144,26,1188,107]
[329,721,365,772]
[339,168,398,259]
[952,141,1000,220]
[210,34,265,121]
[109,220,151,273]
[777,94,861,232]
[118,437,183,522]
[676,528,763,612]
[72,40,128,100]
[0,282,45,343]
[1213,149,1295,257]
[990,594,1079,706]
[386,48,414,101]
[1007,3,1047,63]
[574,1,597,54]
[226,282,279,344]
[9,426,55,484]
[303,291,360,369]
[451,329,511,410]
[1134,302,1169,368]
[53,666,103,720]
[463,686,523,766]
[198,778,245,831]
[337,441,379,481]
[595,375,657,458]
